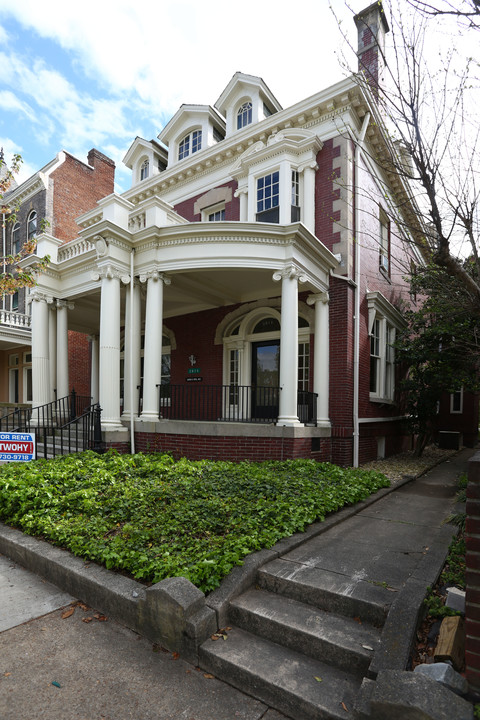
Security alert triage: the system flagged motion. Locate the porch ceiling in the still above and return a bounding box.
[65,266,318,334]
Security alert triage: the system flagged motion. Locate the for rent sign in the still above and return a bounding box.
[0,432,36,462]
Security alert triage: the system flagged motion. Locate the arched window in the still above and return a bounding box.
[11,222,20,254]
[27,211,37,240]
[178,130,202,160]
[140,159,149,181]
[237,101,252,130]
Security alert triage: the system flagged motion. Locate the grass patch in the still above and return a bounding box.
[0,450,389,593]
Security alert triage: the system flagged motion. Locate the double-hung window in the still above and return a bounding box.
[12,222,20,255]
[140,159,149,181]
[367,291,405,403]
[256,171,280,223]
[379,207,390,274]
[237,102,252,130]
[27,211,37,241]
[178,130,202,161]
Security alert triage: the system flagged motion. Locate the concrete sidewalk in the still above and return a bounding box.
[0,554,284,720]
[0,448,474,720]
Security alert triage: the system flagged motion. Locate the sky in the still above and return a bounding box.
[0,0,476,196]
[0,0,366,193]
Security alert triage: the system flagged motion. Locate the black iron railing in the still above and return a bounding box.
[34,403,103,459]
[0,390,103,459]
[159,384,280,423]
[157,385,318,425]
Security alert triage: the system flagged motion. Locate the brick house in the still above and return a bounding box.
[23,4,431,465]
[0,148,115,405]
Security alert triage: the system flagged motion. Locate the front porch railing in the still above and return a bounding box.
[158,384,318,425]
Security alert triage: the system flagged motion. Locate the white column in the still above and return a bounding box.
[31,291,53,408]
[96,266,129,431]
[56,300,72,399]
[237,188,248,221]
[279,159,291,225]
[307,292,331,428]
[302,163,317,234]
[48,305,57,401]
[122,280,141,419]
[140,270,170,421]
[273,265,305,426]
[88,335,99,404]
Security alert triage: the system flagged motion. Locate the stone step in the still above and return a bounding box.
[258,558,392,627]
[200,625,361,720]
[229,588,379,675]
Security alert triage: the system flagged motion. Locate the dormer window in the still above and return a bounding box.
[140,159,149,181]
[237,102,252,130]
[178,129,202,160]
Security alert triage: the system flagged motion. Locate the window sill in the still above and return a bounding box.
[369,394,396,406]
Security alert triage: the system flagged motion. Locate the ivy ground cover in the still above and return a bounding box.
[0,451,389,593]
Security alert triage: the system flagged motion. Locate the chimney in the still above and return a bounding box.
[354,2,390,98]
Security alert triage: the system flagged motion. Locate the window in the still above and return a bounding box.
[256,171,280,222]
[140,159,149,181]
[298,342,310,392]
[450,388,463,414]
[379,207,390,274]
[11,222,20,254]
[178,130,202,160]
[367,291,404,403]
[208,208,225,221]
[27,211,37,241]
[291,170,300,222]
[237,102,252,130]
[11,292,18,311]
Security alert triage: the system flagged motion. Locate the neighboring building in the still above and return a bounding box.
[1,148,115,405]
[24,4,429,465]
[436,389,479,448]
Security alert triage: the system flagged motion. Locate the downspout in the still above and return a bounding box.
[353,112,371,467]
[130,248,135,455]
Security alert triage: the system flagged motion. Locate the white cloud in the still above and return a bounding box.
[0,90,37,122]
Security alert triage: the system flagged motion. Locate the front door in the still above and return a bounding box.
[251,340,280,419]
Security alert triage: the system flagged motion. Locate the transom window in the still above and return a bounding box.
[178,129,202,160]
[257,172,279,213]
[27,211,37,241]
[237,102,252,130]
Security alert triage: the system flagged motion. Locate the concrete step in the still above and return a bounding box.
[258,558,392,627]
[200,625,361,720]
[229,588,379,675]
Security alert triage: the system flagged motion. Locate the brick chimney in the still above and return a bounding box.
[354,2,390,98]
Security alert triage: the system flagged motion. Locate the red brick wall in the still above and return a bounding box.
[52,149,115,243]
[173,180,239,222]
[436,391,480,448]
[466,452,480,689]
[315,138,341,250]
[134,431,330,462]
[68,331,91,397]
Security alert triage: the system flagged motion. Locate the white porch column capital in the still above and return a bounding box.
[307,291,329,306]
[92,264,130,285]
[30,290,54,305]
[272,264,308,284]
[56,298,75,311]
[139,269,171,285]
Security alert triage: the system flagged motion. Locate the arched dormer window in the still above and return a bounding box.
[237,101,252,130]
[11,222,20,254]
[27,211,37,241]
[178,129,202,161]
[140,159,149,181]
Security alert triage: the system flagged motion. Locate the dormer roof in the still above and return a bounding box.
[157,104,225,147]
[214,72,282,118]
[123,136,167,169]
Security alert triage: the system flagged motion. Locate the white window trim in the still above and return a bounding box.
[202,202,226,222]
[367,291,406,404]
[450,387,464,414]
